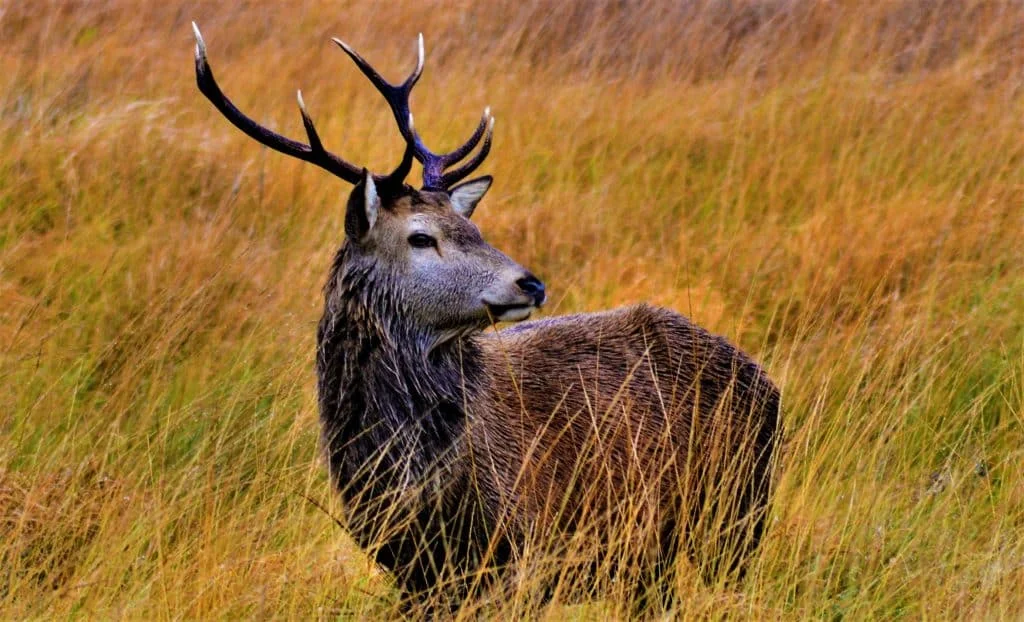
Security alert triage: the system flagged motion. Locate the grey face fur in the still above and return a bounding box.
[344,172,545,347]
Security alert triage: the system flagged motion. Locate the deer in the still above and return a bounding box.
[192,24,780,615]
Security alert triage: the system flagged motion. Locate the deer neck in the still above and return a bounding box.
[316,249,482,495]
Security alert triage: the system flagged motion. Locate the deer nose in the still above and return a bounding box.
[516,274,546,307]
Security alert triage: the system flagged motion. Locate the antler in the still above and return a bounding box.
[192,22,413,187]
[332,34,494,190]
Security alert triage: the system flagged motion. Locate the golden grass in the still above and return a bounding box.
[2,0,1022,618]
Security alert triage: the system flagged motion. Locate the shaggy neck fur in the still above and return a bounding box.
[316,244,482,534]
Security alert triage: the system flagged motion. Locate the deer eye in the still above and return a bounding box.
[407,233,438,249]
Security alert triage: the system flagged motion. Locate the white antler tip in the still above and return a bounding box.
[484,106,491,117]
[488,116,496,130]
[416,33,425,71]
[296,90,306,112]
[331,37,352,53]
[191,21,206,56]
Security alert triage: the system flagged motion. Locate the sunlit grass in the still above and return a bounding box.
[2,0,1022,618]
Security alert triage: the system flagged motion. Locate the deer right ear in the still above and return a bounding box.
[345,170,380,241]
[449,176,492,219]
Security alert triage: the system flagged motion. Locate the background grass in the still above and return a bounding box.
[2,0,1022,618]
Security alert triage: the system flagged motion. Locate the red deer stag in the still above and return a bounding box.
[192,24,780,614]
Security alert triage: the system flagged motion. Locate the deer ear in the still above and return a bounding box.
[345,170,380,240]
[449,176,492,219]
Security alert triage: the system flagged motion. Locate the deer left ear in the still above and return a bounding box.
[449,176,492,219]
[345,169,380,241]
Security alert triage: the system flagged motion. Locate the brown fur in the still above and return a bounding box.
[476,305,776,533]
[316,181,781,613]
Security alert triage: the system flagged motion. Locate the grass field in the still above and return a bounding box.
[2,1,1023,618]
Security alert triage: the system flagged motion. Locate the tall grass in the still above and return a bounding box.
[2,0,1022,618]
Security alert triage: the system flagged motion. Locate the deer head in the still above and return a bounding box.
[192,25,545,347]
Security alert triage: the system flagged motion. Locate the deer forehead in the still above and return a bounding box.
[388,196,484,246]
[387,192,446,215]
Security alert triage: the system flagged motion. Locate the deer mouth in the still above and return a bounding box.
[484,302,534,322]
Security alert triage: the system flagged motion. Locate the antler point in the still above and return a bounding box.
[192,21,207,57]
[331,37,352,53]
[416,34,425,74]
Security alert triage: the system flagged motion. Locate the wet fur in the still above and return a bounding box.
[317,223,780,610]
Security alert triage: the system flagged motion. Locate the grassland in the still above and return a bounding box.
[2,1,1023,618]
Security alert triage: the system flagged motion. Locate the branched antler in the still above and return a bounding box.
[192,22,412,188]
[192,24,493,192]
[333,34,494,190]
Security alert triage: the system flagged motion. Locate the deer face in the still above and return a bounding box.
[344,173,545,341]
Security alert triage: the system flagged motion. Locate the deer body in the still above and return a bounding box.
[319,264,777,602]
[194,25,779,611]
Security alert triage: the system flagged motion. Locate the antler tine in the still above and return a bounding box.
[192,23,410,187]
[333,34,493,190]
[437,107,490,166]
[440,116,494,188]
[332,35,423,145]
[296,90,326,153]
